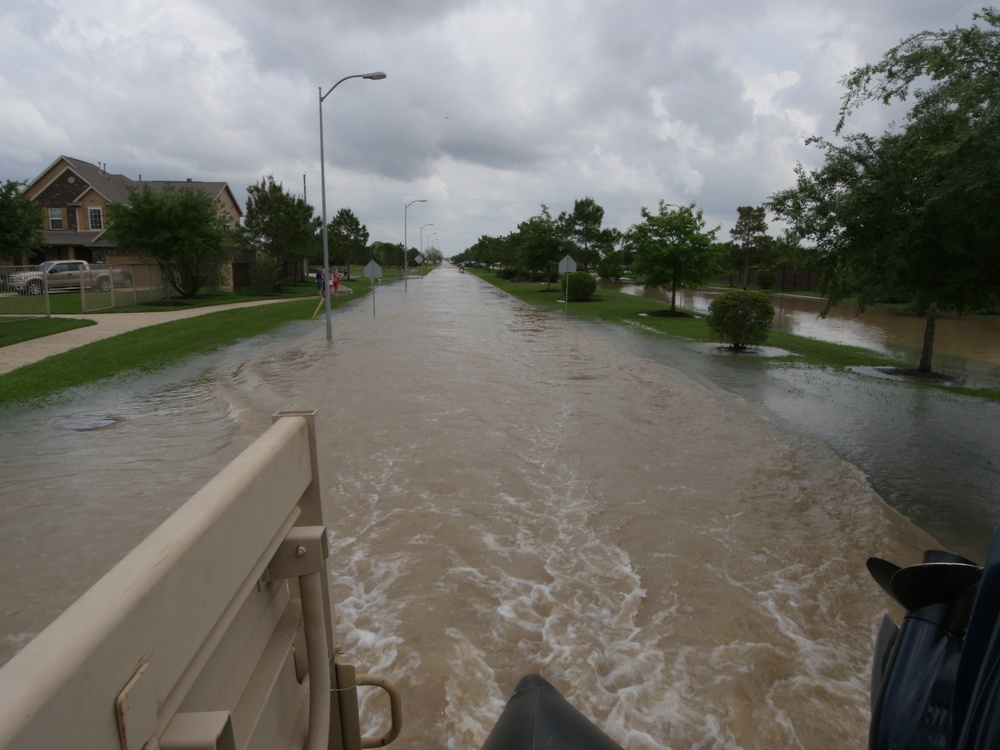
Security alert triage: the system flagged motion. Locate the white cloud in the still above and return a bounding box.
[0,0,987,253]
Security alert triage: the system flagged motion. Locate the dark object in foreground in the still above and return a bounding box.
[868,527,1000,749]
[481,674,623,750]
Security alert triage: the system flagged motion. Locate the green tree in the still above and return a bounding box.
[597,250,625,281]
[370,241,401,267]
[240,175,317,286]
[755,267,777,290]
[558,197,616,270]
[328,208,370,278]
[107,184,232,298]
[248,254,282,295]
[769,231,816,291]
[770,8,1000,372]
[623,201,722,312]
[0,180,44,264]
[707,290,775,350]
[514,205,565,288]
[730,205,768,289]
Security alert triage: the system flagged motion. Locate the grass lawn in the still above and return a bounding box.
[0,278,334,348]
[471,269,1000,403]
[0,284,368,407]
[0,317,95,347]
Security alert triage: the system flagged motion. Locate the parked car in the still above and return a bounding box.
[7,261,133,295]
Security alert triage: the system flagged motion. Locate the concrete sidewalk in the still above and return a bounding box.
[0,298,304,376]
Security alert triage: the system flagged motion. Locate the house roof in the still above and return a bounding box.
[142,180,243,217]
[25,156,134,205]
[25,156,242,217]
[41,229,114,247]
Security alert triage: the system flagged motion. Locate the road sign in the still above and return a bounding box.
[559,255,577,312]
[364,260,382,317]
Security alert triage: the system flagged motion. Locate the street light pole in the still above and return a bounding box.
[420,223,433,260]
[403,199,426,291]
[318,70,386,342]
[425,232,438,276]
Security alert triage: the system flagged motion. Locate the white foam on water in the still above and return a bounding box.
[0,269,946,745]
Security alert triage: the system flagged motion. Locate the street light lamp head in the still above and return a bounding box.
[363,71,387,80]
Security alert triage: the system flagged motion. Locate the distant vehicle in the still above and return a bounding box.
[7,260,133,295]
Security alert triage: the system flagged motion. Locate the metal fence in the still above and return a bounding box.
[0,263,167,320]
[0,266,50,320]
[79,263,167,312]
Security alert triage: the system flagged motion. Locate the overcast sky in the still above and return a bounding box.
[0,1,986,257]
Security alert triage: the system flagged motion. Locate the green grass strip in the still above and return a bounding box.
[0,317,95,346]
[0,290,366,407]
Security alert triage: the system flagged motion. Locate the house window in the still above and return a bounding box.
[88,207,104,230]
[48,208,63,230]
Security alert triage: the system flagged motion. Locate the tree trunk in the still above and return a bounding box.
[918,302,937,373]
[670,281,677,312]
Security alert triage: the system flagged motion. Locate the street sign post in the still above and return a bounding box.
[559,255,577,313]
[363,260,382,317]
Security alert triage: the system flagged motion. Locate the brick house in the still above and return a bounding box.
[17,155,243,266]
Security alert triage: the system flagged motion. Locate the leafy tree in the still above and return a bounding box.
[770,8,1000,372]
[558,197,616,270]
[769,231,816,291]
[0,180,44,264]
[730,205,768,289]
[369,241,402,267]
[249,254,282,295]
[514,205,565,289]
[454,234,516,269]
[707,290,775,350]
[622,201,722,312]
[597,250,625,281]
[328,208,370,278]
[107,184,232,298]
[240,175,317,286]
[756,267,777,290]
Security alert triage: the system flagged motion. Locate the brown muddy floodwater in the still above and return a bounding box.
[606,283,1000,385]
[0,268,959,747]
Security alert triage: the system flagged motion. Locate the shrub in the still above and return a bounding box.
[756,267,776,290]
[249,255,281,295]
[597,254,624,280]
[707,289,774,350]
[528,269,558,283]
[497,266,523,280]
[566,271,597,301]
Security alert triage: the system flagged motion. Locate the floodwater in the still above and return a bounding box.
[0,267,993,747]
[604,283,1000,386]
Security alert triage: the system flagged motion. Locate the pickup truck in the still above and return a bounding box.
[7,260,133,295]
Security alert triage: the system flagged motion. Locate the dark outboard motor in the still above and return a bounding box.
[868,527,1000,749]
[481,674,623,750]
